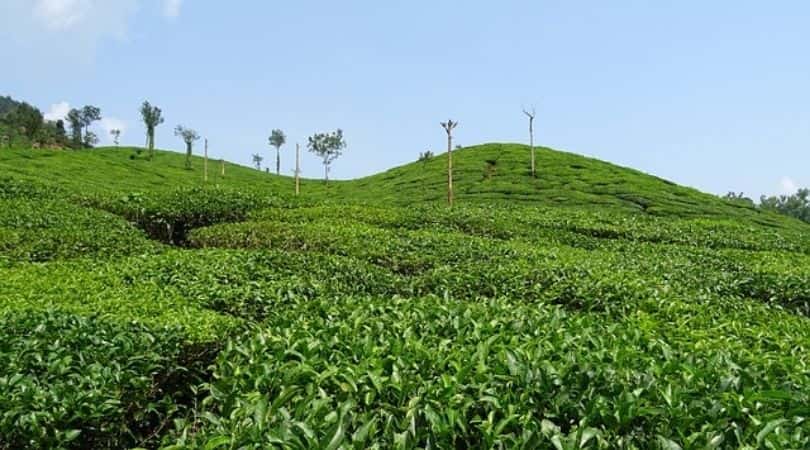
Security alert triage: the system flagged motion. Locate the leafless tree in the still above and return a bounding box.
[523,106,536,177]
[441,119,459,206]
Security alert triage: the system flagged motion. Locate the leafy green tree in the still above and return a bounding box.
[252,153,263,170]
[760,188,810,223]
[7,102,43,140]
[174,125,201,170]
[139,101,164,160]
[66,109,84,148]
[55,120,66,141]
[268,129,286,175]
[80,105,101,143]
[307,129,346,184]
[418,150,434,162]
[0,96,19,116]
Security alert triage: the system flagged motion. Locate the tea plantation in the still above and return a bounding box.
[1,144,808,449]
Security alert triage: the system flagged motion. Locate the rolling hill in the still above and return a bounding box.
[0,143,797,227]
[1,144,808,448]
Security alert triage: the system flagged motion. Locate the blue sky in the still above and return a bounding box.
[2,1,808,198]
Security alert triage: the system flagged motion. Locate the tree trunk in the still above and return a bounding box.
[204,139,208,182]
[529,117,535,177]
[148,130,155,160]
[447,133,453,206]
[276,147,280,175]
[220,159,225,177]
[324,163,329,185]
[295,143,300,195]
[185,141,192,169]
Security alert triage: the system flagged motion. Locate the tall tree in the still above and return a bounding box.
[80,105,101,143]
[268,129,286,175]
[307,129,346,184]
[55,120,66,142]
[522,107,536,177]
[252,153,264,170]
[66,108,83,148]
[139,101,164,160]
[441,120,458,206]
[110,129,121,146]
[174,125,201,169]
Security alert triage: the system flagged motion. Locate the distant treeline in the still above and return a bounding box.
[0,95,102,149]
[724,190,810,224]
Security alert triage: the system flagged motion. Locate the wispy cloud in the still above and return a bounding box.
[33,0,90,30]
[163,0,182,18]
[43,101,71,122]
[1,0,139,68]
[780,176,797,194]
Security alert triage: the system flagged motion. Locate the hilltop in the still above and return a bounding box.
[0,143,797,228]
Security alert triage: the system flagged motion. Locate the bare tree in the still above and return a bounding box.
[110,129,121,146]
[441,119,458,206]
[174,125,201,170]
[523,106,536,177]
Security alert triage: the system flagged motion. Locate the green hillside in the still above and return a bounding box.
[0,143,798,226]
[334,143,766,218]
[1,145,809,448]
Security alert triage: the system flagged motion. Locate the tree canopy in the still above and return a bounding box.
[307,129,346,184]
[140,101,164,159]
[175,125,200,169]
[269,129,286,175]
[761,188,810,223]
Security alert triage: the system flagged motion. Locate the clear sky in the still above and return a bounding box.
[2,1,808,198]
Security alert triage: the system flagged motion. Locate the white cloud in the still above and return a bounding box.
[780,176,797,194]
[43,101,71,122]
[100,117,127,143]
[33,0,90,30]
[1,0,139,68]
[163,0,182,18]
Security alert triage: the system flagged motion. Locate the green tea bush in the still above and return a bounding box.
[0,198,158,265]
[0,257,243,342]
[2,153,810,449]
[84,186,277,244]
[171,296,809,449]
[188,216,810,315]
[0,174,57,200]
[0,310,204,449]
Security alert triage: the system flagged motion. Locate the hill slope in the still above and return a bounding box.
[332,143,783,222]
[0,143,796,229]
[1,143,809,447]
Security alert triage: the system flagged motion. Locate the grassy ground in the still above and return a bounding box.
[1,144,808,448]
